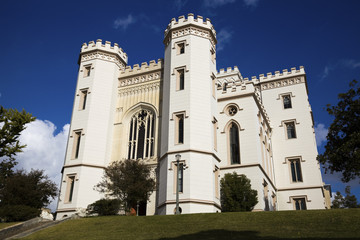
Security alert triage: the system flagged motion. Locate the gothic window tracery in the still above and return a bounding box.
[128,109,155,160]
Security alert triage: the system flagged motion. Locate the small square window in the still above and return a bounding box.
[293,197,307,210]
[285,122,297,139]
[84,66,91,77]
[283,95,292,109]
[177,43,185,55]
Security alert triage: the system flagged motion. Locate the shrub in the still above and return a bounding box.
[220,172,258,212]
[87,199,121,216]
[0,205,40,222]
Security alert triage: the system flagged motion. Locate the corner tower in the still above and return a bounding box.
[158,14,220,214]
[56,40,127,219]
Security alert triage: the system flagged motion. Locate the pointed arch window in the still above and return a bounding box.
[128,109,155,160]
[229,122,240,164]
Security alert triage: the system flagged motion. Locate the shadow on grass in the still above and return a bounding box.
[155,229,360,240]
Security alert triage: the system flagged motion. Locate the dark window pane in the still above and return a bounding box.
[137,124,145,159]
[75,133,81,159]
[178,116,184,144]
[179,72,184,90]
[296,160,302,182]
[230,124,240,164]
[69,177,75,202]
[291,161,297,182]
[283,95,292,109]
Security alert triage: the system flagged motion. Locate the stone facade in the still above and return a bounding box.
[56,14,328,219]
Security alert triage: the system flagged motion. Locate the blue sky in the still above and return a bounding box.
[1,0,360,208]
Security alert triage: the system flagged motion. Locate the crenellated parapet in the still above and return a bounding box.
[118,59,163,88]
[163,13,217,47]
[80,39,128,69]
[252,66,306,91]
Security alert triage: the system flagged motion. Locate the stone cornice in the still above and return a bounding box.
[80,50,126,70]
[258,76,305,91]
[164,24,217,48]
[118,81,161,95]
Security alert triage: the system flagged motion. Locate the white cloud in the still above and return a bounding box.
[314,123,328,146]
[113,14,136,30]
[16,119,70,211]
[340,59,360,69]
[203,0,236,8]
[173,0,188,10]
[320,58,360,81]
[243,0,259,7]
[216,29,233,52]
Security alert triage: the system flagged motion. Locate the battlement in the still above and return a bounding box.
[81,39,128,64]
[164,13,216,39]
[255,66,305,83]
[120,59,163,78]
[217,66,240,76]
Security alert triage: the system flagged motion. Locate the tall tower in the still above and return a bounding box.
[56,40,127,219]
[158,14,220,214]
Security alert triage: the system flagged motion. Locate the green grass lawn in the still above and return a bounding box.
[0,221,21,230]
[21,209,360,240]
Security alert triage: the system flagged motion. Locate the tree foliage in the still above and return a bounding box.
[0,169,57,209]
[331,186,359,209]
[87,199,121,216]
[95,159,156,211]
[0,105,35,184]
[220,172,258,212]
[317,80,360,182]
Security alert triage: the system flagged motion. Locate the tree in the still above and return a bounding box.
[317,80,360,183]
[220,172,258,212]
[95,159,156,212]
[0,169,57,209]
[0,106,35,185]
[0,169,57,221]
[344,186,359,208]
[331,191,345,209]
[331,186,359,209]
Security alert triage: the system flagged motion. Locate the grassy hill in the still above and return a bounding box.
[21,209,360,240]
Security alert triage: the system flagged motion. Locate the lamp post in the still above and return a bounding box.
[175,154,181,215]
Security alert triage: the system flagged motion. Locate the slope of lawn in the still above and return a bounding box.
[22,209,360,240]
[0,222,21,230]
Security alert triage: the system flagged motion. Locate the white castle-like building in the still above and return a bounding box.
[56,14,330,219]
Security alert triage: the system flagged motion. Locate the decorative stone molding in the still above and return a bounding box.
[119,71,162,88]
[260,77,304,91]
[118,82,161,95]
[81,51,126,70]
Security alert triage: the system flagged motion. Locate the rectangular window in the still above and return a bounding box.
[175,114,184,144]
[79,89,88,110]
[212,77,216,97]
[177,43,185,54]
[72,130,82,159]
[65,175,75,203]
[283,94,292,109]
[289,158,303,182]
[178,163,184,192]
[293,198,307,210]
[211,48,215,62]
[177,69,185,91]
[285,122,297,139]
[84,65,91,77]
